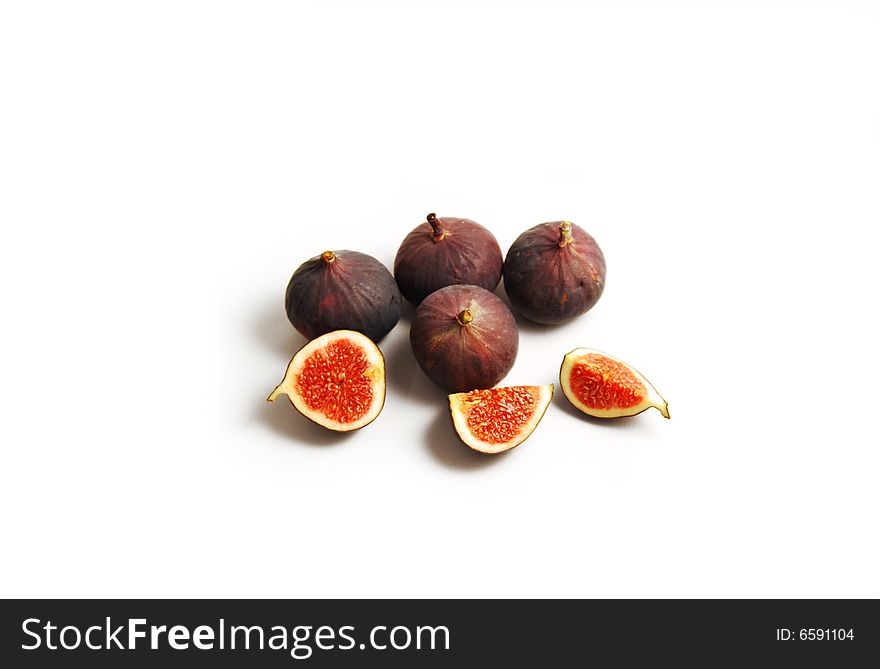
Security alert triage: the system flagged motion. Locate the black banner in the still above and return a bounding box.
[1,599,877,667]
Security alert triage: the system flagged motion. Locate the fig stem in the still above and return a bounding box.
[427,212,447,242]
[267,383,286,402]
[456,308,473,326]
[557,221,575,248]
[321,250,337,263]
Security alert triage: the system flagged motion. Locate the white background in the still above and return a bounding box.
[2,0,878,598]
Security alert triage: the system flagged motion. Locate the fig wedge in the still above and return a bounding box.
[448,384,554,454]
[560,348,669,419]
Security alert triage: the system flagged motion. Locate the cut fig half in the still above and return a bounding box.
[448,384,554,454]
[267,330,386,432]
[560,348,669,419]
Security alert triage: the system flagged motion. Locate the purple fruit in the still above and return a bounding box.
[394,213,503,305]
[410,284,518,392]
[503,221,606,325]
[285,250,401,342]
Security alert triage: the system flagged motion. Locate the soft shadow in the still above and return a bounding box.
[424,411,505,471]
[553,390,655,431]
[256,399,355,447]
[513,314,558,334]
[493,279,514,308]
[398,299,416,324]
[384,331,446,408]
[255,297,306,357]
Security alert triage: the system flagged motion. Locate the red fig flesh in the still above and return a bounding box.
[267,330,386,431]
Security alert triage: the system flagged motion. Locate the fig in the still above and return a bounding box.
[285,250,401,342]
[410,284,518,392]
[267,329,386,431]
[394,212,503,305]
[449,384,554,454]
[503,221,606,324]
[560,348,669,419]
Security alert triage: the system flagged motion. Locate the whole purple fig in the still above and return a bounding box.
[410,284,518,392]
[285,250,401,342]
[503,221,606,325]
[394,213,503,305]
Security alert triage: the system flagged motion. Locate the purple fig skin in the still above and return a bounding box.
[394,213,503,305]
[503,221,606,325]
[285,250,401,342]
[410,284,518,392]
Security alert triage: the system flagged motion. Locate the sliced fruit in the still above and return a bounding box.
[560,348,669,419]
[267,330,386,432]
[448,384,554,454]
